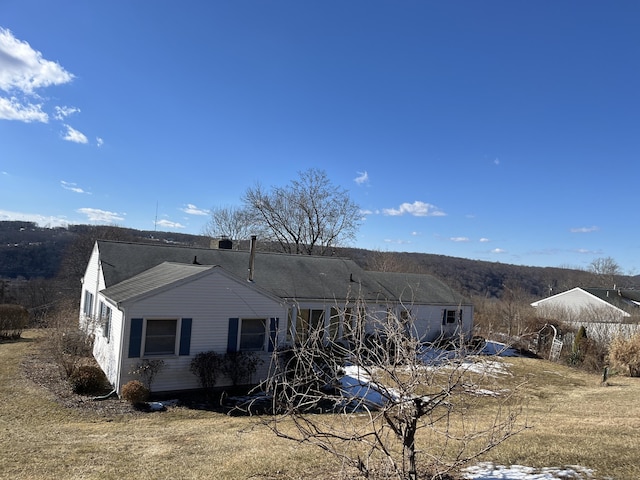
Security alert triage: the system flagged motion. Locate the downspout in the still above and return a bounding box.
[115,303,126,396]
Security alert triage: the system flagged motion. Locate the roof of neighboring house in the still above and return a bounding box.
[95,240,470,306]
[531,286,640,313]
[582,288,640,311]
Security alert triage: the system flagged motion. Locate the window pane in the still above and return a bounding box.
[240,318,265,351]
[145,319,177,355]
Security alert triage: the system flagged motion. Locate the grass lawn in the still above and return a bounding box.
[1,330,639,479]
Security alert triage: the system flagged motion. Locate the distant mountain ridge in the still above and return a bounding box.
[0,221,635,299]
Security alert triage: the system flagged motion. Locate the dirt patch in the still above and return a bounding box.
[20,339,139,417]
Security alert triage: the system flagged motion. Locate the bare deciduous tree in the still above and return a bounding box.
[202,205,259,247]
[260,297,524,479]
[243,168,361,255]
[588,257,622,288]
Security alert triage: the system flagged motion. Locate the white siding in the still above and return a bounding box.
[92,297,123,389]
[120,270,286,393]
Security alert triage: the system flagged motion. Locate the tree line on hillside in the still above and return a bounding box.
[1,168,636,318]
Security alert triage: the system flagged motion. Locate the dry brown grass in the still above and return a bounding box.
[2,331,640,479]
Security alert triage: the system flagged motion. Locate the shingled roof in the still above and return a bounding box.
[95,240,470,306]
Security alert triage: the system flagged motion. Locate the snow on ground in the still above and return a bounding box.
[462,462,596,479]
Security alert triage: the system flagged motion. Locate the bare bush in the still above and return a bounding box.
[260,299,524,480]
[220,351,262,386]
[0,304,29,339]
[45,300,94,378]
[129,359,165,391]
[190,351,223,392]
[609,333,640,377]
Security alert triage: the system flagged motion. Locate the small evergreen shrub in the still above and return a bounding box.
[190,351,223,391]
[69,365,106,395]
[121,380,150,404]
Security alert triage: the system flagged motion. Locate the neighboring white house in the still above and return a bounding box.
[80,239,473,394]
[531,287,640,342]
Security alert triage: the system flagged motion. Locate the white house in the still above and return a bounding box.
[80,239,473,394]
[531,287,640,342]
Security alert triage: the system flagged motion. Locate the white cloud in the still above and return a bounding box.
[491,248,507,254]
[383,238,412,245]
[54,105,80,120]
[450,237,470,243]
[382,201,446,217]
[156,219,185,229]
[62,124,88,144]
[181,204,209,216]
[77,207,124,223]
[570,226,599,233]
[0,28,74,94]
[0,209,69,228]
[61,180,90,194]
[479,237,490,243]
[96,137,104,147]
[0,96,47,122]
[354,171,369,185]
[0,28,79,131]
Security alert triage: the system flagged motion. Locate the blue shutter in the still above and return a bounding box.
[129,318,143,358]
[227,318,239,352]
[268,317,279,352]
[179,318,192,356]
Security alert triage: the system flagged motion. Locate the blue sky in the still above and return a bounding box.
[1,1,639,273]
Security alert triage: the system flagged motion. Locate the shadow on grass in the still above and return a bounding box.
[0,335,36,345]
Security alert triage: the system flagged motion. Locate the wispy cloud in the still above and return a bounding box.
[0,28,74,122]
[77,207,124,223]
[479,237,490,243]
[156,219,185,229]
[570,226,599,233]
[181,204,209,216]
[0,96,47,122]
[54,105,80,120]
[62,124,88,144]
[383,238,412,245]
[491,248,507,254]
[0,209,69,228]
[354,171,369,185]
[382,201,446,217]
[96,137,104,147]
[61,180,90,194]
[450,237,470,243]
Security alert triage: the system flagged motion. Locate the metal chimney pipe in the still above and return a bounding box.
[248,235,257,282]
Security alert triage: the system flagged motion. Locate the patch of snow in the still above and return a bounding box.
[462,462,596,479]
[340,365,399,409]
[480,341,521,357]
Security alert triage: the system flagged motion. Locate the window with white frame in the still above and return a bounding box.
[99,301,112,340]
[83,291,94,317]
[239,318,266,351]
[144,319,177,356]
[442,309,461,325]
